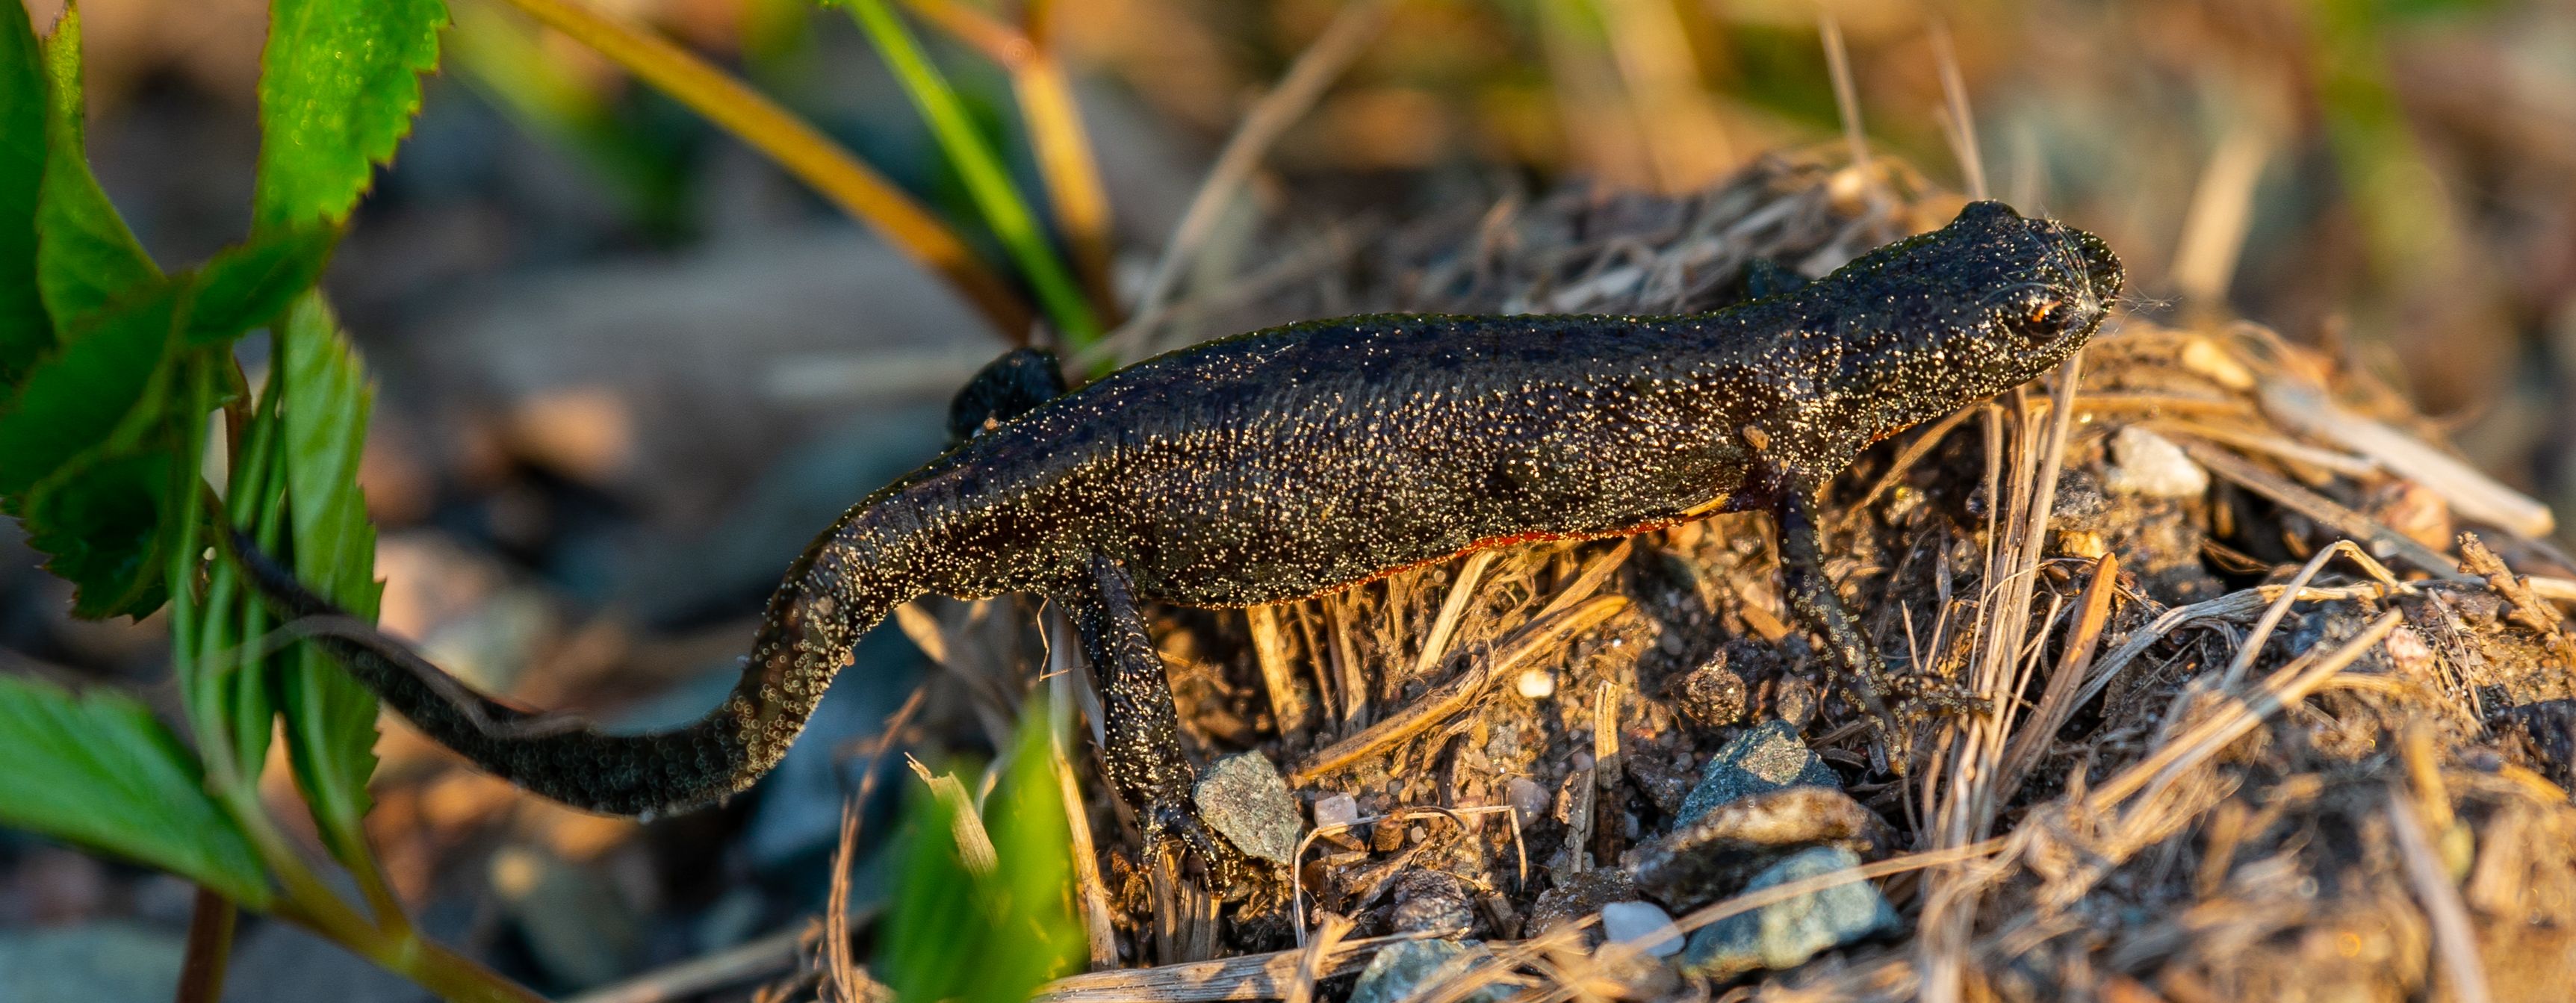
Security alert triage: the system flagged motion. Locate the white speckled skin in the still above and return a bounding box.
[246,203,2121,886]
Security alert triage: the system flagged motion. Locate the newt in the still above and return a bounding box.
[238,200,2122,889]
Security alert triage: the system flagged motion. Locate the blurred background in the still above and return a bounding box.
[4,0,2575,998]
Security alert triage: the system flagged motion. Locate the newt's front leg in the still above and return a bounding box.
[1767,474,1898,732]
[1062,555,1261,889]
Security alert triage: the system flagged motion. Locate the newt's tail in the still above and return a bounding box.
[230,492,930,818]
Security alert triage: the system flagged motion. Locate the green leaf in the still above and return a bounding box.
[184,223,337,346]
[254,0,447,228]
[0,674,272,906]
[884,709,1083,1003]
[0,277,181,497]
[34,3,158,329]
[0,1,50,391]
[274,293,384,863]
[12,445,181,618]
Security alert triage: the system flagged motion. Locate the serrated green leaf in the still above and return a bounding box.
[184,223,337,346]
[1,1,50,392]
[13,445,180,618]
[255,0,447,228]
[34,3,158,329]
[0,277,181,497]
[0,674,272,906]
[274,293,383,862]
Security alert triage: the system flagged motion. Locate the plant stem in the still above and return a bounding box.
[174,886,238,1003]
[900,0,1118,323]
[485,0,1034,339]
[846,0,1103,347]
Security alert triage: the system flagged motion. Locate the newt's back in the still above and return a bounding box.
[949,314,1768,605]
[922,200,2119,609]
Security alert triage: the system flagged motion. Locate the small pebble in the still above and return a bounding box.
[1349,940,1509,1003]
[1195,752,1302,866]
[1387,871,1477,935]
[1599,901,1683,958]
[1677,720,1839,823]
[1768,676,1817,730]
[2103,426,2208,498]
[1313,792,1362,831]
[1675,846,1901,980]
[1517,668,1557,699]
[1506,777,1551,824]
[1671,653,1747,728]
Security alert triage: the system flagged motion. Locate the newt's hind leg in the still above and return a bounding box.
[949,347,1068,442]
[1063,555,1261,891]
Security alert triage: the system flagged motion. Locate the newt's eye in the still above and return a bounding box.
[2005,296,2082,343]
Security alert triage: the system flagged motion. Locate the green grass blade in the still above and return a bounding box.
[841,0,1101,347]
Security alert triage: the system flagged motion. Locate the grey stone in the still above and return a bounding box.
[1348,940,1508,1003]
[1676,846,1901,981]
[0,922,182,1003]
[1677,721,1838,822]
[1195,752,1302,866]
[2104,426,2209,498]
[1627,787,1896,909]
[1599,901,1683,957]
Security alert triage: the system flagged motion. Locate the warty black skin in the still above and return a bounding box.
[239,200,2122,886]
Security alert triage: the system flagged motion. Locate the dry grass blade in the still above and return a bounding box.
[564,923,831,1003]
[1127,0,1394,322]
[2385,787,2494,1003]
[906,757,1000,876]
[1817,14,1869,174]
[1928,19,1986,200]
[491,0,1031,337]
[2181,438,2465,579]
[2220,540,2400,689]
[1282,913,1356,1003]
[2262,382,2554,538]
[1413,550,1500,679]
[1249,606,1311,733]
[1051,730,1120,969]
[1031,933,1440,1003]
[2171,123,2269,313]
[897,0,1118,319]
[2086,610,2403,813]
[1995,552,2119,796]
[1291,594,1627,783]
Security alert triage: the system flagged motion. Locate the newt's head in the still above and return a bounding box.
[1781,199,2123,456]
